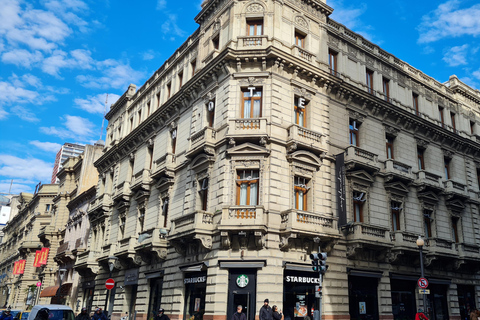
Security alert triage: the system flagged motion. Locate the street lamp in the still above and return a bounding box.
[104,256,118,312]
[57,269,67,302]
[416,236,427,316]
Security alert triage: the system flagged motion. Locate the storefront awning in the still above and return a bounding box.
[179,262,209,272]
[40,286,59,297]
[58,283,72,296]
[283,262,313,272]
[348,268,383,278]
[219,260,266,269]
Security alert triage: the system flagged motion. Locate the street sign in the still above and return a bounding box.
[418,289,430,294]
[36,282,42,287]
[418,277,429,289]
[105,278,115,290]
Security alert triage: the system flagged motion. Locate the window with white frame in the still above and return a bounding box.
[294,176,310,211]
[236,169,259,206]
[353,191,366,222]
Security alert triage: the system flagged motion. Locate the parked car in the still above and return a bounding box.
[27,305,74,320]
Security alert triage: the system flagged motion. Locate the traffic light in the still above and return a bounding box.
[310,252,328,274]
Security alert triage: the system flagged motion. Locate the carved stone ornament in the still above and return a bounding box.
[348,110,366,122]
[327,35,339,48]
[346,243,362,259]
[246,3,264,13]
[415,138,429,149]
[255,231,265,249]
[442,148,454,159]
[195,235,213,250]
[133,254,143,266]
[221,231,231,249]
[397,73,406,85]
[385,125,399,137]
[347,46,357,58]
[129,153,135,160]
[365,56,375,67]
[295,16,308,29]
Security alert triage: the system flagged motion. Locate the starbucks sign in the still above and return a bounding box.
[236,274,249,288]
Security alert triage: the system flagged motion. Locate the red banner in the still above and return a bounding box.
[39,247,49,265]
[13,260,26,274]
[33,250,42,267]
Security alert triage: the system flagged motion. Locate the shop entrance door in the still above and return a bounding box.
[228,269,257,320]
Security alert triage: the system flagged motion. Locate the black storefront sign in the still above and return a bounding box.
[124,268,139,286]
[184,271,207,320]
[335,153,347,228]
[227,268,257,320]
[283,270,318,320]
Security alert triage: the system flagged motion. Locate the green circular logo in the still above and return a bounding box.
[236,274,249,288]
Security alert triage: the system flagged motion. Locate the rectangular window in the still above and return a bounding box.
[424,210,432,238]
[366,69,374,94]
[178,72,183,88]
[294,96,307,127]
[294,176,309,211]
[439,106,445,127]
[444,158,451,180]
[391,201,402,231]
[199,178,209,211]
[417,148,425,170]
[46,204,51,212]
[207,100,215,127]
[167,83,171,99]
[353,191,365,222]
[242,87,262,118]
[148,145,154,170]
[450,112,456,133]
[191,60,197,76]
[138,109,142,125]
[147,101,151,116]
[386,136,394,159]
[212,36,219,50]
[470,121,475,135]
[247,19,263,36]
[156,92,161,109]
[171,128,177,154]
[130,117,134,131]
[328,50,338,76]
[477,168,480,189]
[295,31,305,48]
[382,77,390,101]
[349,119,360,146]
[413,94,419,116]
[451,217,459,243]
[162,198,169,228]
[236,169,259,206]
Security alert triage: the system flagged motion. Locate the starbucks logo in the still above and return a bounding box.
[236,274,249,288]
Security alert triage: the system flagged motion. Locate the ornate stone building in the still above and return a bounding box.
[74,1,480,320]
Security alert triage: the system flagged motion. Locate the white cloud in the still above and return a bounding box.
[0,80,39,105]
[161,14,186,39]
[328,0,367,30]
[40,115,96,140]
[41,49,93,77]
[0,74,56,108]
[0,155,53,183]
[74,93,121,114]
[29,140,61,153]
[157,0,167,10]
[10,105,40,122]
[77,61,145,89]
[1,49,43,68]
[0,180,35,194]
[418,1,480,43]
[0,108,8,120]
[142,50,155,61]
[442,44,469,66]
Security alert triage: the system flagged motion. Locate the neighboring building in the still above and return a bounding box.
[68,1,480,320]
[0,186,58,309]
[51,143,86,184]
[0,195,12,244]
[52,143,104,311]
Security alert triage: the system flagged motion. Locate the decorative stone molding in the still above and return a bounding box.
[384,125,400,137]
[294,16,308,29]
[365,56,375,67]
[221,231,231,249]
[442,148,454,159]
[194,234,213,250]
[415,138,429,149]
[246,3,265,14]
[348,109,367,122]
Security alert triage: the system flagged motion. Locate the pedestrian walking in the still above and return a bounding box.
[154,308,170,320]
[415,308,428,320]
[259,299,273,320]
[76,308,90,320]
[0,308,13,320]
[272,306,282,320]
[232,305,246,320]
[92,308,108,320]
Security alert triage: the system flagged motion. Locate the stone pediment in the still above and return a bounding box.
[346,170,375,184]
[191,153,215,172]
[385,181,409,195]
[287,150,322,168]
[418,191,439,204]
[227,142,269,156]
[446,198,466,212]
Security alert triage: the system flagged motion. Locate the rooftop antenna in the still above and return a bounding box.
[8,179,13,194]
[100,93,108,140]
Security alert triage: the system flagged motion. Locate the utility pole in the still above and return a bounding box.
[310,242,327,320]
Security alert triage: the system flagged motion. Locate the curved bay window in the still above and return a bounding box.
[294,176,309,211]
[242,88,262,118]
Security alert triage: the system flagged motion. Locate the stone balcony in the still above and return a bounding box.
[18,240,42,253]
[346,223,392,247]
[287,125,325,152]
[54,242,74,264]
[292,46,315,63]
[345,146,380,174]
[280,209,338,237]
[186,126,217,157]
[237,35,268,49]
[169,211,215,252]
[74,250,100,276]
[227,118,269,139]
[130,169,152,192]
[414,170,443,192]
[89,193,112,213]
[152,154,175,180]
[135,228,169,261]
[443,180,468,199]
[219,206,266,229]
[383,159,414,182]
[115,236,137,256]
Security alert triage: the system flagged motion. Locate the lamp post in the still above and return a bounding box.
[104,256,118,312]
[416,236,427,316]
[57,269,67,303]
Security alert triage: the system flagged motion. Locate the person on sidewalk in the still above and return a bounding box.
[232,305,246,320]
[259,299,273,320]
[154,308,170,320]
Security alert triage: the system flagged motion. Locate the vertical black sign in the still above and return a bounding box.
[335,153,347,228]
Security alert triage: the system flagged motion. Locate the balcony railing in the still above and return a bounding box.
[384,159,414,180]
[288,125,324,149]
[220,206,265,228]
[188,127,216,154]
[56,242,69,255]
[228,118,268,137]
[238,36,267,48]
[280,209,338,236]
[346,146,377,162]
[347,223,391,243]
[292,46,314,62]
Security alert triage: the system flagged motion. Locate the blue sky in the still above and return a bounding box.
[0,0,479,194]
